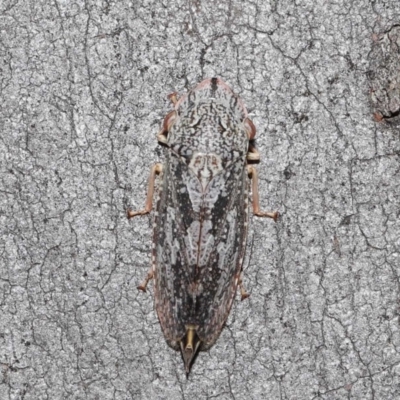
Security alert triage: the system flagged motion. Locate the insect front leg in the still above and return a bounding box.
[247,165,279,221]
[167,91,179,104]
[127,163,163,218]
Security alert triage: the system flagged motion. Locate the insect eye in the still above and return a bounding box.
[244,118,256,140]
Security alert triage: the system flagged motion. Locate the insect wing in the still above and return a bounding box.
[153,149,249,349]
[198,160,249,347]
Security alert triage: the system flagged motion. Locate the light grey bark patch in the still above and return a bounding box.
[369,25,400,125]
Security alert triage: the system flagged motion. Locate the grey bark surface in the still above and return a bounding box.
[1,1,400,399]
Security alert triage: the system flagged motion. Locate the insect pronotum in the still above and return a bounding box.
[128,77,279,375]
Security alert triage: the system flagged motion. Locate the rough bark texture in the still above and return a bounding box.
[1,1,400,399]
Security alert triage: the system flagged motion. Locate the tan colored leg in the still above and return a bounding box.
[167,92,178,105]
[239,277,250,301]
[247,165,279,221]
[127,163,163,219]
[156,129,169,145]
[137,267,154,292]
[157,110,177,145]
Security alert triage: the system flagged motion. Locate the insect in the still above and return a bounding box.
[128,77,279,374]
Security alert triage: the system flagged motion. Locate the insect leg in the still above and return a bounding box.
[157,110,176,145]
[127,163,163,218]
[247,165,279,221]
[238,276,250,301]
[167,92,179,104]
[137,267,154,292]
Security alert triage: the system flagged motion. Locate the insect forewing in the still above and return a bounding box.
[152,78,250,351]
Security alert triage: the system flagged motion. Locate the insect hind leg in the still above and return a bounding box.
[137,267,154,292]
[239,277,250,301]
